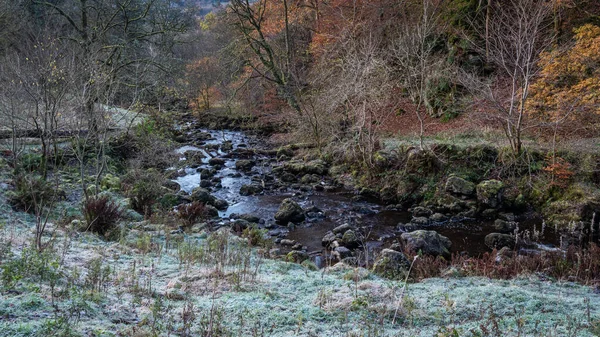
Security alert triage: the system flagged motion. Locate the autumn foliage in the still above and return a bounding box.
[528,24,600,132]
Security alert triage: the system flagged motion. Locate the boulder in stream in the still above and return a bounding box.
[240,184,263,196]
[208,157,226,166]
[236,160,255,171]
[274,198,305,224]
[484,233,515,250]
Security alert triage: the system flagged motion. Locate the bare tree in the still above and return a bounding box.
[311,33,395,166]
[390,0,448,150]
[229,0,303,114]
[466,0,552,155]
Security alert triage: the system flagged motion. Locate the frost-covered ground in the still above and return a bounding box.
[1,208,599,336]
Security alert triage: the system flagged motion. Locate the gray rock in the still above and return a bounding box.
[208,157,226,166]
[411,216,429,225]
[445,176,476,196]
[204,205,219,218]
[239,184,263,196]
[332,223,353,234]
[274,198,305,224]
[238,214,261,223]
[372,249,411,280]
[412,206,432,217]
[333,246,352,259]
[484,233,515,250]
[213,199,229,211]
[430,213,447,222]
[235,160,255,171]
[493,219,517,233]
[401,230,452,257]
[190,187,216,204]
[321,232,338,247]
[280,239,296,246]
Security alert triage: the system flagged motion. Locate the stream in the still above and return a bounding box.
[170,127,561,265]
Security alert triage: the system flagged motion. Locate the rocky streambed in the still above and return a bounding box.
[168,123,563,268]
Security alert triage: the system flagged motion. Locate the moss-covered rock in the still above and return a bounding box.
[445,175,475,196]
[274,198,305,224]
[190,187,214,203]
[405,149,442,175]
[476,180,504,209]
[235,160,255,171]
[401,230,452,257]
[239,184,263,196]
[100,174,121,191]
[286,250,309,263]
[372,249,411,280]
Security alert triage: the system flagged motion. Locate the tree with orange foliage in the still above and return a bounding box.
[228,0,313,114]
[528,24,600,128]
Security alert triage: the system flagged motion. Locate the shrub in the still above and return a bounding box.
[82,196,122,236]
[122,169,164,217]
[242,226,272,248]
[176,201,207,227]
[8,174,56,213]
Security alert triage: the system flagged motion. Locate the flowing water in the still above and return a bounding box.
[171,128,562,261]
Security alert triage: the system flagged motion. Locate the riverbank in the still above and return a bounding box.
[1,110,600,336]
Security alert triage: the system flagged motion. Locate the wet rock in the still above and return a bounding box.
[195,132,213,141]
[190,187,216,204]
[221,141,233,152]
[484,233,515,249]
[239,184,263,196]
[238,214,261,223]
[412,206,432,217]
[493,219,517,233]
[480,208,498,219]
[445,176,476,196]
[333,246,352,260]
[274,198,305,224]
[208,157,226,166]
[213,199,229,211]
[286,250,309,263]
[372,249,411,280]
[333,223,353,234]
[235,160,255,171]
[231,219,250,232]
[300,174,320,184]
[430,213,447,222]
[280,239,296,246]
[477,180,504,209]
[411,216,429,225]
[184,150,205,163]
[199,180,212,188]
[280,172,297,183]
[321,232,339,247]
[204,205,219,218]
[401,230,452,257]
[498,212,516,222]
